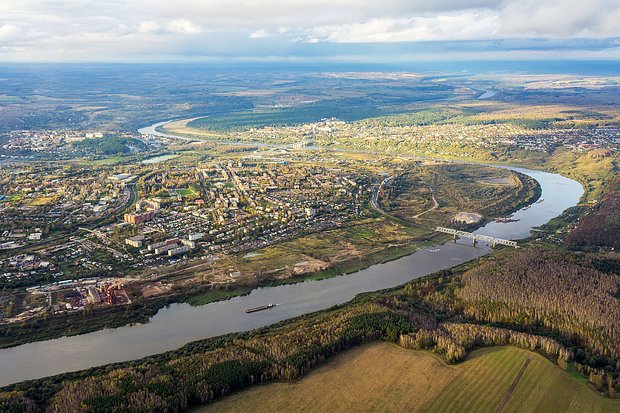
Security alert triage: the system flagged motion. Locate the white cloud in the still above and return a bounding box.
[498,0,620,38]
[0,0,618,60]
[0,24,23,43]
[250,29,270,39]
[166,19,202,34]
[310,13,501,43]
[137,21,160,34]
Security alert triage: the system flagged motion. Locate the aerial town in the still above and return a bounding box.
[0,145,376,324]
[2,2,620,410]
[1,112,619,326]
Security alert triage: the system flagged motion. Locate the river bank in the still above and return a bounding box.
[0,232,444,350]
[0,165,534,350]
[0,165,582,386]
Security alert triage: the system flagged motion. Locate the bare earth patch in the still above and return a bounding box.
[140,282,172,298]
[453,211,483,224]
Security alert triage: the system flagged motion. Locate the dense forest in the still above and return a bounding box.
[400,322,572,366]
[568,177,620,249]
[355,108,562,130]
[408,249,620,396]
[457,250,620,357]
[2,247,619,412]
[72,136,147,156]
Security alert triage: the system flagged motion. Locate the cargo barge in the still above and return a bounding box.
[245,303,276,313]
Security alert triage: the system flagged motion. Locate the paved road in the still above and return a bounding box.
[370,175,395,216]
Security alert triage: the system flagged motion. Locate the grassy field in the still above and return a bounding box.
[199,343,619,413]
[545,148,619,203]
[185,105,399,132]
[228,219,431,282]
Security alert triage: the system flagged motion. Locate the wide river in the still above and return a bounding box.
[0,149,582,387]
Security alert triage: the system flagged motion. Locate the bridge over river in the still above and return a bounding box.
[435,226,519,248]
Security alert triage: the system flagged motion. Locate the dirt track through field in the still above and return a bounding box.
[495,356,532,413]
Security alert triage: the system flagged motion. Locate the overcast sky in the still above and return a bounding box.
[1,0,619,62]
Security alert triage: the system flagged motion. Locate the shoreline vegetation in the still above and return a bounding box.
[3,247,619,412]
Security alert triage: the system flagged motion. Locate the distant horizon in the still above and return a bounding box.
[1,47,619,65]
[1,59,619,76]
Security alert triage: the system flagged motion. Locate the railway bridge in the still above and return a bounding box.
[435,226,518,248]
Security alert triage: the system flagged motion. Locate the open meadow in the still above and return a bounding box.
[200,343,620,413]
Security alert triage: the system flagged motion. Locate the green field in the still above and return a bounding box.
[187,104,398,132]
[200,343,619,413]
[175,188,197,197]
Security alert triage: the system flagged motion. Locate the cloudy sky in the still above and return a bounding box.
[1,0,619,62]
